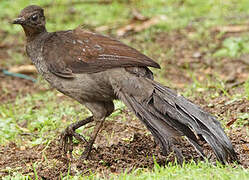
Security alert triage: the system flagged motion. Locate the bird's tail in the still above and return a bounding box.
[117,79,238,164]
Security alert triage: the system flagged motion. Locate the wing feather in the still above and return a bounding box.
[42,28,160,78]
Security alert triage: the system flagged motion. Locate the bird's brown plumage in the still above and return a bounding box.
[43,28,160,78]
[13,5,238,164]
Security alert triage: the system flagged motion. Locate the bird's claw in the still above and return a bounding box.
[60,126,88,156]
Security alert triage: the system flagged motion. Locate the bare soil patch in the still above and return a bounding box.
[0,128,248,179]
[0,76,38,103]
[154,28,249,89]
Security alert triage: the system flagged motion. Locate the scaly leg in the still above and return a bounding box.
[79,101,114,159]
[80,118,105,159]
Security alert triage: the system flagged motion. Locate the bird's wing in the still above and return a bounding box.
[42,28,160,78]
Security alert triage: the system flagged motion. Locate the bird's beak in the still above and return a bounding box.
[12,17,25,25]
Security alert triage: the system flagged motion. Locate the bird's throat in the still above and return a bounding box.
[22,25,47,42]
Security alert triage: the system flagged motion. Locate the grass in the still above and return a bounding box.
[0,90,86,144]
[214,36,249,58]
[0,0,249,179]
[1,0,249,34]
[3,161,249,180]
[113,161,249,180]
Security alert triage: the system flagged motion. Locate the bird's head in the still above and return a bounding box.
[13,5,46,40]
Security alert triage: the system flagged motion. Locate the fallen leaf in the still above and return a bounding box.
[95,25,110,32]
[117,15,167,36]
[57,92,64,97]
[8,65,37,74]
[20,146,26,151]
[0,43,8,48]
[17,125,30,132]
[213,25,249,33]
[192,52,202,58]
[131,8,149,21]
[242,144,249,152]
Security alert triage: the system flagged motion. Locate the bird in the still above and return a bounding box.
[13,5,238,164]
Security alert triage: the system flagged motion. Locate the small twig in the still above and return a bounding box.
[20,133,39,138]
[226,118,238,127]
[226,81,245,89]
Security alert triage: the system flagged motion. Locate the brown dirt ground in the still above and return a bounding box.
[0,76,38,103]
[0,128,248,179]
[0,27,248,179]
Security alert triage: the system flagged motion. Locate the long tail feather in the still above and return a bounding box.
[117,79,238,164]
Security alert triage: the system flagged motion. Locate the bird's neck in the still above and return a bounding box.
[23,26,47,42]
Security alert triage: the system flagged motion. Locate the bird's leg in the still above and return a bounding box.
[80,118,105,159]
[79,101,114,159]
[60,116,94,156]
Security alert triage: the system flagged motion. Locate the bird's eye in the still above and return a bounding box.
[31,14,38,21]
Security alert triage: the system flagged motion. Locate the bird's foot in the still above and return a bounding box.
[80,139,95,160]
[59,116,94,158]
[60,125,88,157]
